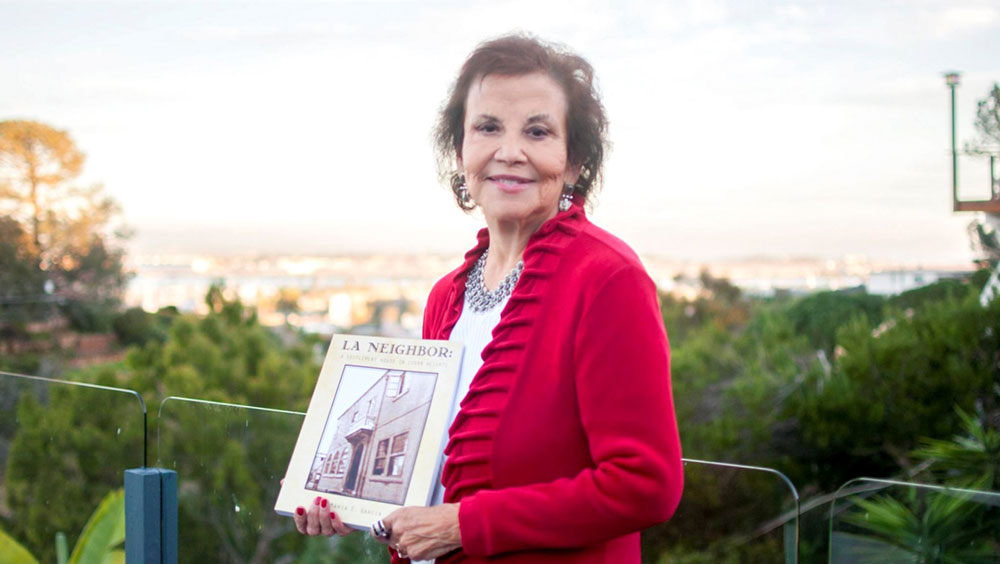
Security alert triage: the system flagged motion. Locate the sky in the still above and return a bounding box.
[2,0,999,263]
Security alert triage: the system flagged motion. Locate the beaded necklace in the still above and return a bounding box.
[465,248,524,312]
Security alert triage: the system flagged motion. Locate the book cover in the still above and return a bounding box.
[275,334,463,529]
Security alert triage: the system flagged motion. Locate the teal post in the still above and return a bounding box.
[125,468,178,564]
[992,154,997,198]
[951,79,958,207]
[944,71,961,210]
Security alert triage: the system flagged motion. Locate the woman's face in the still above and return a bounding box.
[459,73,579,229]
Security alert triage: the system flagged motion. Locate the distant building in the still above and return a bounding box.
[308,369,436,505]
[866,269,968,296]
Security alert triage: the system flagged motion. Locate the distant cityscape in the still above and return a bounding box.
[124,253,975,337]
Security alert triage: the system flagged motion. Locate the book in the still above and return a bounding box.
[275,334,463,529]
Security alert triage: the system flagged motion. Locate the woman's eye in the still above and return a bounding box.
[477,123,499,133]
[526,127,549,138]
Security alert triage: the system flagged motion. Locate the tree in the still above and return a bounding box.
[968,220,1000,268]
[276,287,301,325]
[788,288,1000,491]
[0,120,129,332]
[111,307,168,347]
[0,217,42,297]
[658,275,1000,562]
[3,287,326,563]
[0,121,84,254]
[966,83,1000,155]
[786,289,885,356]
[652,285,816,563]
[2,382,141,564]
[0,217,48,329]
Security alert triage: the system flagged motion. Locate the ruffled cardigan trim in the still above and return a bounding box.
[425,203,586,505]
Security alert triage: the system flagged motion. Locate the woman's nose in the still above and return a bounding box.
[493,133,526,164]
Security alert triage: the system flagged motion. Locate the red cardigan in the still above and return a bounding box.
[399,204,683,563]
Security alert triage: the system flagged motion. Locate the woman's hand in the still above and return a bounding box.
[292,495,353,537]
[373,503,462,561]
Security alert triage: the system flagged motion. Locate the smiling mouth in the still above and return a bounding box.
[488,175,534,188]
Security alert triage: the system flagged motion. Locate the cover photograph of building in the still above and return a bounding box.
[307,366,438,505]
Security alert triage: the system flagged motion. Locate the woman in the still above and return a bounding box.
[294,34,683,563]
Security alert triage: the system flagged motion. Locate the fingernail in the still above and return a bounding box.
[296,507,304,516]
[321,498,328,508]
[330,511,337,520]
[314,496,321,505]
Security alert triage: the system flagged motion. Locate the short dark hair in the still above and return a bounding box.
[434,33,609,211]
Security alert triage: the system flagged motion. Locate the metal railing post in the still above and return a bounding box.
[124,468,178,564]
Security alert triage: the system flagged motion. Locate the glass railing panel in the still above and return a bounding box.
[828,478,1000,563]
[0,371,146,564]
[797,491,837,563]
[156,398,808,563]
[156,396,391,563]
[641,458,800,564]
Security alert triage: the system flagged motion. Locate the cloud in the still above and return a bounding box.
[3,0,998,261]
[920,4,1000,39]
[179,21,348,43]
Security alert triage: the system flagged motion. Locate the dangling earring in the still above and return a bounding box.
[559,184,574,212]
[457,174,473,208]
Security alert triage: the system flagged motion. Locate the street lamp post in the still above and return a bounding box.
[944,71,961,211]
[942,71,1000,305]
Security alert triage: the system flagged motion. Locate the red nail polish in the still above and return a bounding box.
[330,511,337,520]
[314,496,321,505]
[296,507,304,516]
[321,498,328,508]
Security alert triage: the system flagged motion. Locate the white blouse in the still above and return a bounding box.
[413,292,507,564]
